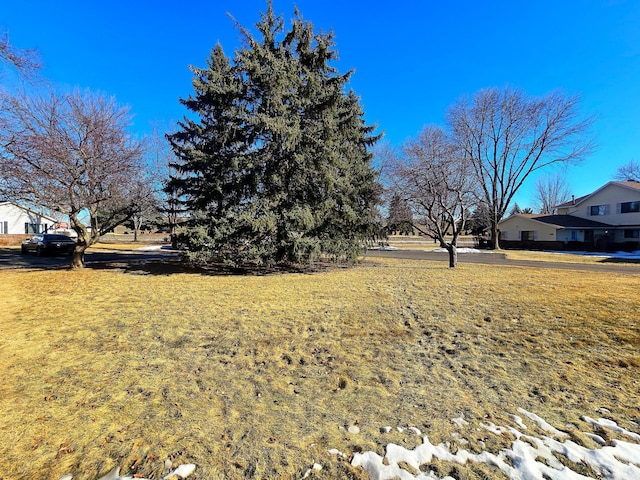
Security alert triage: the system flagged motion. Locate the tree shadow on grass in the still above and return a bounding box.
[86,257,341,276]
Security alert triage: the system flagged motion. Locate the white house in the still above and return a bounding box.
[499,181,640,250]
[0,201,60,235]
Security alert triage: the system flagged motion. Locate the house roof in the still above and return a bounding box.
[556,180,640,209]
[555,194,590,209]
[530,215,612,229]
[500,213,612,230]
[0,201,58,222]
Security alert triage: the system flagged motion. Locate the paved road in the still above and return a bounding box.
[0,247,181,270]
[1,246,638,274]
[366,248,640,274]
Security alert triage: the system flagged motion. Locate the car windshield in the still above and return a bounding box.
[46,234,73,241]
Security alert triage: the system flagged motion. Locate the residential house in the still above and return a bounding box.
[0,201,58,235]
[499,181,640,251]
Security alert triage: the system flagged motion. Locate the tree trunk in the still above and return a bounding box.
[133,215,141,242]
[71,246,85,269]
[446,244,458,268]
[491,222,501,250]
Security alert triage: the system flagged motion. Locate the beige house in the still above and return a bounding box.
[499,181,640,250]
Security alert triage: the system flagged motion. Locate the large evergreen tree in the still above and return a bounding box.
[168,3,380,266]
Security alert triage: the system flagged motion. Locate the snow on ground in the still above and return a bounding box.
[56,410,640,479]
[134,245,175,251]
[432,247,483,254]
[59,463,195,480]
[546,250,640,260]
[334,409,640,480]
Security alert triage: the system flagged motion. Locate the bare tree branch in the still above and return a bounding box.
[534,172,571,214]
[447,86,595,249]
[0,31,42,83]
[614,160,640,182]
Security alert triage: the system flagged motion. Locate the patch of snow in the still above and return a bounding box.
[545,250,640,260]
[517,408,568,438]
[135,245,166,251]
[583,416,640,442]
[451,415,469,428]
[60,463,196,480]
[432,247,483,254]
[299,463,323,480]
[328,448,347,458]
[346,412,640,480]
[510,414,527,430]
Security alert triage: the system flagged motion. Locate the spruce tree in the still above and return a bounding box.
[168,2,380,266]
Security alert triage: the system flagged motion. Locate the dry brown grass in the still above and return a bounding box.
[1,259,638,479]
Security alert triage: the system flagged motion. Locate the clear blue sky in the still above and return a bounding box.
[2,0,639,207]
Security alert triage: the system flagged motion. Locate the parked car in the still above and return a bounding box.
[21,233,76,256]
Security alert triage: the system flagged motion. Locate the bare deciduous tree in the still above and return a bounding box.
[391,126,475,267]
[447,86,594,249]
[0,31,41,82]
[0,89,146,268]
[534,173,571,214]
[614,160,640,182]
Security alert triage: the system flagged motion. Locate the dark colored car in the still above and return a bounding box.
[21,233,76,256]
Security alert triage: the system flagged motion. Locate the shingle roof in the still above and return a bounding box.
[530,215,612,229]
[616,180,640,190]
[555,194,591,209]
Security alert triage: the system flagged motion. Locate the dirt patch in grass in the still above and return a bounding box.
[0,259,638,479]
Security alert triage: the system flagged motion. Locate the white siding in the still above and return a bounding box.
[0,203,55,235]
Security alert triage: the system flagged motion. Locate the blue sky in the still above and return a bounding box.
[1,0,639,207]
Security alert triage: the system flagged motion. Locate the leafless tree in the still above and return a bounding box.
[391,126,475,267]
[447,86,595,249]
[144,124,187,245]
[0,31,41,82]
[0,89,146,268]
[614,160,640,182]
[534,173,571,214]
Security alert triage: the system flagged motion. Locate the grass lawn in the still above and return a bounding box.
[1,258,638,479]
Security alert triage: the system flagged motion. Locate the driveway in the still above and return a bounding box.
[365,248,640,274]
[0,246,181,270]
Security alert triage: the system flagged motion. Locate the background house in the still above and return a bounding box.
[0,201,57,235]
[499,181,640,251]
[0,202,76,244]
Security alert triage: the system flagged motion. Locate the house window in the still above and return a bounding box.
[25,223,46,234]
[521,230,535,241]
[570,230,578,241]
[589,205,609,216]
[0,221,7,234]
[624,229,640,239]
[620,201,640,214]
